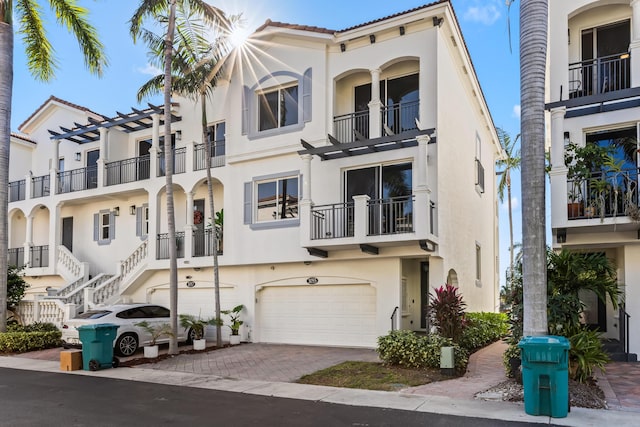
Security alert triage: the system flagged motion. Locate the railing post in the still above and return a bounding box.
[353,195,370,240]
[84,287,94,312]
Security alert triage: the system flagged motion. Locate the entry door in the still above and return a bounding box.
[582,20,630,95]
[138,140,152,180]
[193,199,205,256]
[62,217,73,252]
[86,150,99,189]
[420,262,429,329]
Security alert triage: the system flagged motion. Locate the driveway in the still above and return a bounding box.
[145,343,380,382]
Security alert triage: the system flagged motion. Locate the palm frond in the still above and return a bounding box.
[49,0,108,76]
[15,0,55,80]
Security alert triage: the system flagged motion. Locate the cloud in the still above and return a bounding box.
[512,104,521,119]
[463,1,501,25]
[136,64,162,76]
[501,197,519,211]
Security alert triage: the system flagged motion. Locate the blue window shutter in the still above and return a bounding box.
[241,86,250,135]
[136,207,143,237]
[303,68,312,123]
[244,182,252,224]
[109,212,116,243]
[93,214,99,241]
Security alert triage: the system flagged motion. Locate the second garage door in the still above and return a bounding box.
[256,284,377,347]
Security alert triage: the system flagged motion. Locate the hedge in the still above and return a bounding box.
[0,331,62,354]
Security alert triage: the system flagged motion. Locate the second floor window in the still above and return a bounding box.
[256,176,299,222]
[207,122,226,156]
[93,209,116,245]
[258,85,298,131]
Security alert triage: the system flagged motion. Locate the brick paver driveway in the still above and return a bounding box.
[146,344,380,382]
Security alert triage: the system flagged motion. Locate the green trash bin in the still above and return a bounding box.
[77,323,120,371]
[518,335,570,418]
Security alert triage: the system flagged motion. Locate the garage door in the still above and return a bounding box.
[150,287,236,318]
[257,284,377,347]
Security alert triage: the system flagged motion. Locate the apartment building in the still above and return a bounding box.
[8,0,500,347]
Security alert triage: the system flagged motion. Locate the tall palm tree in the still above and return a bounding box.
[496,128,521,286]
[519,0,548,336]
[0,0,106,332]
[136,4,233,347]
[130,0,228,353]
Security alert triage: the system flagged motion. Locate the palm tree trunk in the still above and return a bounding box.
[520,0,548,337]
[201,91,222,347]
[0,18,13,333]
[165,0,179,355]
[507,176,514,283]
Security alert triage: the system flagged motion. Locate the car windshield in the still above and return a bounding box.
[74,310,111,319]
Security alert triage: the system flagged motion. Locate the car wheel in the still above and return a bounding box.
[186,328,196,344]
[115,333,139,357]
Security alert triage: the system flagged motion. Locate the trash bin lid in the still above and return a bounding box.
[518,335,570,349]
[77,323,119,331]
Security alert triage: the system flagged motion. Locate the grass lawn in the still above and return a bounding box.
[296,361,456,391]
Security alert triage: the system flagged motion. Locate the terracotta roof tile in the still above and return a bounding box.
[10,132,37,144]
[337,1,448,33]
[18,95,104,131]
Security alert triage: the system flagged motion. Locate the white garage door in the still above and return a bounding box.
[150,287,236,319]
[257,284,377,347]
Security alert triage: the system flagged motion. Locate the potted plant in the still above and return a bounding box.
[222,304,244,345]
[179,314,220,350]
[135,321,174,358]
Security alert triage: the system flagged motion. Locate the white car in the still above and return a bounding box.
[62,303,193,357]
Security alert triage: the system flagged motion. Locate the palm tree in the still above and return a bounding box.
[130,0,228,353]
[136,4,234,347]
[519,0,548,336]
[496,128,521,286]
[0,1,106,333]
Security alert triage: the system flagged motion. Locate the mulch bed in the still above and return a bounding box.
[118,344,231,367]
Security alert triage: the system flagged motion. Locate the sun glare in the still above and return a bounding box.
[229,24,252,49]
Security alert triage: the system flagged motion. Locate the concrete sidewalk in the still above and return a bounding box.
[0,341,637,426]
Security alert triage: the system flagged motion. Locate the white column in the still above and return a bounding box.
[550,107,567,171]
[630,0,640,87]
[49,203,62,271]
[550,107,568,227]
[50,139,59,194]
[149,114,160,178]
[184,191,195,259]
[353,195,370,241]
[416,135,431,190]
[148,192,159,263]
[24,172,32,200]
[369,68,382,139]
[97,127,108,187]
[299,154,313,248]
[301,154,312,202]
[415,135,432,238]
[23,214,34,266]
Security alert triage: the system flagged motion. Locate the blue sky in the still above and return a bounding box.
[10,0,524,288]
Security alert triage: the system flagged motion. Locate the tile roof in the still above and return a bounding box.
[18,95,104,131]
[10,132,37,144]
[254,1,448,35]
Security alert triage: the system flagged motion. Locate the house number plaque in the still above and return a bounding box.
[306,277,319,285]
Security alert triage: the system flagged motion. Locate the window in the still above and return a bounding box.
[475,133,484,194]
[58,158,65,172]
[258,85,299,131]
[93,209,116,245]
[256,177,299,221]
[136,204,149,239]
[207,122,226,157]
[244,172,300,229]
[475,243,482,286]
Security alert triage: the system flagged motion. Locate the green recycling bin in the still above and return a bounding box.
[518,335,570,418]
[77,323,120,371]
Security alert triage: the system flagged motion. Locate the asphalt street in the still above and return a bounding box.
[0,367,552,427]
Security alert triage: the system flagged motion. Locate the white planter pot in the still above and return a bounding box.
[193,339,206,351]
[229,335,241,345]
[144,345,159,358]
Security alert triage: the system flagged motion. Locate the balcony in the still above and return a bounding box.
[192,228,222,257]
[29,245,49,268]
[194,142,225,170]
[381,100,419,135]
[568,53,631,99]
[311,202,355,240]
[9,180,25,202]
[333,110,370,143]
[31,175,50,198]
[157,147,186,177]
[105,155,150,186]
[567,168,639,221]
[156,232,185,259]
[57,165,98,194]
[8,247,24,267]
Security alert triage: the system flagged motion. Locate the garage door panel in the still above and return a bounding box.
[257,284,377,347]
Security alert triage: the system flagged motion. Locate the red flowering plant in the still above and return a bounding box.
[428,284,467,343]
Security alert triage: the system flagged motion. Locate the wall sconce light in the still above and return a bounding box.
[399,26,405,36]
[176,130,182,140]
[185,275,193,279]
[557,228,567,244]
[75,152,81,161]
[129,205,136,215]
[563,131,570,146]
[114,207,120,216]
[303,261,312,265]
[340,43,346,52]
[433,17,443,27]
[369,34,376,44]
[193,267,201,271]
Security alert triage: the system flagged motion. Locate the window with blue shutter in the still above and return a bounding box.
[136,204,149,240]
[244,172,301,230]
[93,209,116,245]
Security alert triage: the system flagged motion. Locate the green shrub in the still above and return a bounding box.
[11,322,60,333]
[429,284,467,342]
[377,330,468,373]
[502,343,521,379]
[0,331,62,353]
[460,312,509,352]
[568,327,609,383]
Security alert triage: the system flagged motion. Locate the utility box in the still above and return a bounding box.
[518,335,570,418]
[440,346,455,376]
[60,349,83,371]
[77,323,120,371]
